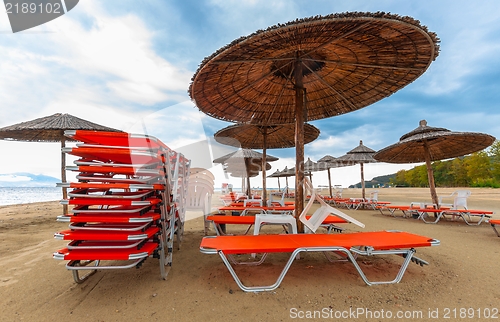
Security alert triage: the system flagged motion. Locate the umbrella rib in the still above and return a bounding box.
[301,62,358,110]
[302,21,372,57]
[302,58,425,71]
[221,61,294,106]
[267,66,295,123]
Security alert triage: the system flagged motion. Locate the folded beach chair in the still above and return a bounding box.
[300,177,364,233]
[490,219,500,237]
[200,230,440,292]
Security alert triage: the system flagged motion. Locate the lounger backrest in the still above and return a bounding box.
[186,182,213,213]
[269,186,287,206]
[439,190,470,208]
[299,177,365,233]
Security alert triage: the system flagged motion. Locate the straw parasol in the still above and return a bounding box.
[317,155,350,197]
[0,113,122,214]
[337,140,377,199]
[214,123,319,205]
[374,120,496,207]
[189,12,440,230]
[268,169,283,190]
[213,148,278,196]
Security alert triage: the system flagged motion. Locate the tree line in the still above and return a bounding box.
[389,141,500,188]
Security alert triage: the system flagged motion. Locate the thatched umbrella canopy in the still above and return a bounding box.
[189,11,440,230]
[374,120,496,207]
[213,148,278,196]
[337,140,377,199]
[214,123,319,205]
[268,168,283,190]
[303,157,318,183]
[317,155,351,197]
[0,113,122,214]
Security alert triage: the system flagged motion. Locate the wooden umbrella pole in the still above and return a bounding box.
[294,57,305,232]
[245,158,251,197]
[328,168,333,197]
[261,128,268,206]
[360,163,365,200]
[423,140,439,208]
[61,135,68,215]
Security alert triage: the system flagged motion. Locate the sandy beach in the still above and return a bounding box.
[1,187,499,321]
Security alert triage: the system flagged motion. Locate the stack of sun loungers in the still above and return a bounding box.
[53,130,190,283]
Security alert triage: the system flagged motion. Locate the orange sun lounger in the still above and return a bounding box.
[490,219,500,237]
[414,208,493,225]
[65,130,170,150]
[54,241,162,283]
[206,214,348,235]
[200,230,439,292]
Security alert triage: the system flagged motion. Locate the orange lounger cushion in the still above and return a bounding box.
[54,241,158,261]
[65,130,170,150]
[200,230,437,255]
[54,226,159,241]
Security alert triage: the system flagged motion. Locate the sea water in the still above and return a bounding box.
[0,187,62,206]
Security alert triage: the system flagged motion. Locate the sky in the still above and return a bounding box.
[0,0,499,190]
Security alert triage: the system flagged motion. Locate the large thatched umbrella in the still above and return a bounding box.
[213,148,278,196]
[337,140,377,199]
[189,12,440,230]
[214,123,319,205]
[374,120,496,207]
[0,113,122,213]
[317,155,350,197]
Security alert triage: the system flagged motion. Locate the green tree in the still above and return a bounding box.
[449,158,468,186]
[488,140,500,182]
[465,151,491,186]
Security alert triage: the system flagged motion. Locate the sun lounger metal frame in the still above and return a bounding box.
[490,219,500,237]
[200,230,440,292]
[415,208,493,225]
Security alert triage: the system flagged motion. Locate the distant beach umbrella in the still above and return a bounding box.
[214,123,319,205]
[0,113,122,214]
[337,140,377,199]
[189,12,440,228]
[374,120,496,207]
[317,155,350,197]
[213,148,278,196]
[268,169,283,190]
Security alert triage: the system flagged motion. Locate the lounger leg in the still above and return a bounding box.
[349,247,418,285]
[209,246,429,292]
[420,211,442,224]
[492,223,500,237]
[218,250,299,292]
[67,260,99,284]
